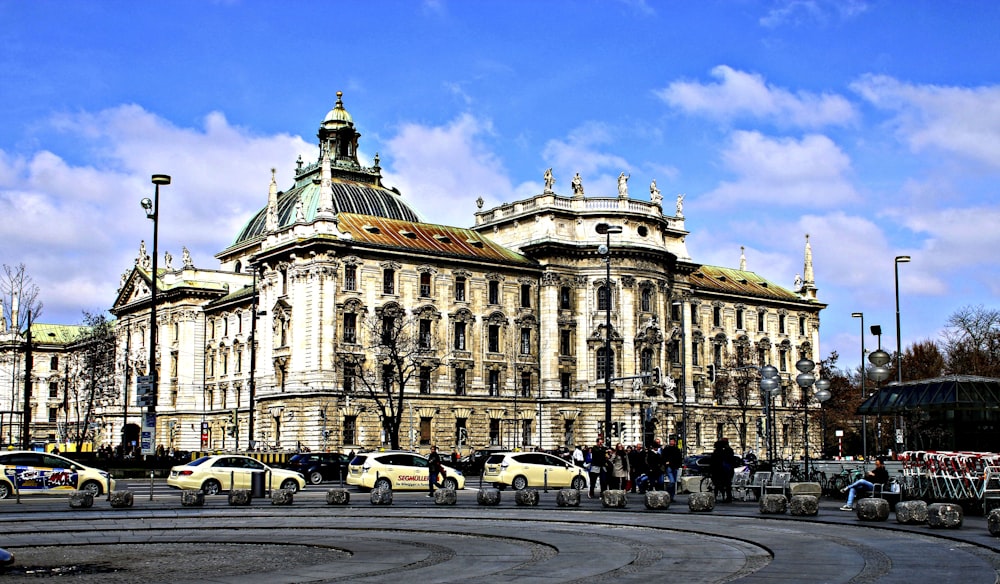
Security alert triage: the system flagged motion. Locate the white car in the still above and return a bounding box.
[483,451,588,490]
[347,451,465,491]
[0,451,116,499]
[167,455,305,495]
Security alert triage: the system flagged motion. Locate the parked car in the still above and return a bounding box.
[463,448,509,477]
[284,452,350,485]
[167,455,305,495]
[0,450,115,499]
[347,450,465,491]
[482,451,588,491]
[681,454,713,476]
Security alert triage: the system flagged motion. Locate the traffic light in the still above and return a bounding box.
[652,367,661,385]
[756,417,764,436]
[226,409,238,437]
[707,364,716,383]
[168,421,177,441]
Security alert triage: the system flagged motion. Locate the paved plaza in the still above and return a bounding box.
[1,487,998,583]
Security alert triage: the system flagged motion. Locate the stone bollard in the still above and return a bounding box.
[434,488,457,505]
[789,494,818,516]
[688,491,715,512]
[109,490,134,509]
[601,489,628,508]
[228,489,252,506]
[644,491,671,510]
[788,482,822,497]
[759,493,788,514]
[270,488,294,505]
[556,488,580,507]
[515,489,540,506]
[987,508,1000,536]
[181,490,205,507]
[477,487,502,506]
[927,502,963,529]
[325,488,351,505]
[69,490,94,509]
[894,500,928,525]
[856,497,890,521]
[370,488,393,505]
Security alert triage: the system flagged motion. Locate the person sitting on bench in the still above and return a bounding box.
[840,458,889,511]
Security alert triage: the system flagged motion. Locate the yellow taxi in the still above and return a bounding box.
[347,450,465,491]
[167,454,305,495]
[0,450,115,498]
[483,451,588,490]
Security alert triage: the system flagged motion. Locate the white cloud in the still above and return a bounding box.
[381,113,515,228]
[759,0,870,28]
[851,74,1000,169]
[701,131,858,207]
[656,65,856,128]
[0,105,312,323]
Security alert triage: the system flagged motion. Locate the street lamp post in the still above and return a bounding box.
[867,325,891,456]
[814,377,832,461]
[852,312,868,463]
[894,255,910,452]
[794,358,816,478]
[759,365,780,466]
[596,223,622,445]
[141,174,170,419]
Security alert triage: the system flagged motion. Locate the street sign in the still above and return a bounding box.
[141,413,156,456]
[136,383,154,395]
[137,375,154,384]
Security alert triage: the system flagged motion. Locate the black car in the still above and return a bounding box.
[681,454,713,476]
[284,452,350,485]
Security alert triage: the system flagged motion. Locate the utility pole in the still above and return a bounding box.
[20,310,32,449]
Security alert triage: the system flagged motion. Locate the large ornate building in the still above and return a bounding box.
[4,93,826,457]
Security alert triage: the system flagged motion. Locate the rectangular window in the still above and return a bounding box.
[559,329,571,356]
[456,419,468,446]
[671,302,681,321]
[488,324,500,353]
[419,367,431,394]
[343,313,357,343]
[420,272,432,297]
[382,365,394,392]
[420,418,431,445]
[488,281,500,304]
[489,419,501,446]
[598,286,610,311]
[488,370,500,396]
[780,349,788,372]
[560,372,571,398]
[419,319,432,349]
[50,356,58,370]
[235,348,242,373]
[713,344,722,366]
[48,407,58,423]
[736,309,744,330]
[221,351,228,375]
[758,311,766,331]
[521,420,532,446]
[49,382,58,398]
[454,322,466,350]
[520,328,531,354]
[713,306,721,327]
[455,369,466,395]
[455,276,466,301]
[381,315,395,344]
[799,317,806,336]
[779,314,786,334]
[758,347,767,367]
[382,269,395,295]
[559,286,571,310]
[520,283,531,308]
[344,265,357,291]
[691,342,700,366]
[343,364,355,392]
[343,416,357,445]
[520,371,531,397]
[641,288,652,312]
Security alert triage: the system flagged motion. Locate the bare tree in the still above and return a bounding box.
[66,312,118,451]
[712,344,760,454]
[942,305,1000,376]
[354,303,439,450]
[900,340,946,381]
[1,263,44,330]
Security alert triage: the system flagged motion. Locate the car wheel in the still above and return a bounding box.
[308,471,324,485]
[571,476,587,490]
[512,475,528,490]
[442,477,458,490]
[373,477,392,491]
[80,480,102,497]
[280,479,300,493]
[202,479,222,495]
[0,480,11,499]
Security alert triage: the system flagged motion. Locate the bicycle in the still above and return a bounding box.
[826,464,865,498]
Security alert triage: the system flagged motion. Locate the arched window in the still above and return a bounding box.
[640,288,652,312]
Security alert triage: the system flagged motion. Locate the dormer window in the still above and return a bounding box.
[399,229,417,239]
[434,234,452,244]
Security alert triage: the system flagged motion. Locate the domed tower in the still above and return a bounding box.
[224,93,421,262]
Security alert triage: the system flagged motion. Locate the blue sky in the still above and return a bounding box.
[2,0,999,371]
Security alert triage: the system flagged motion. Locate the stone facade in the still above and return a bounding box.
[3,95,826,459]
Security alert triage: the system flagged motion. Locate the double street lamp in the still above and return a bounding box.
[758,365,781,465]
[140,174,170,416]
[867,325,892,456]
[596,223,623,444]
[794,358,830,478]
